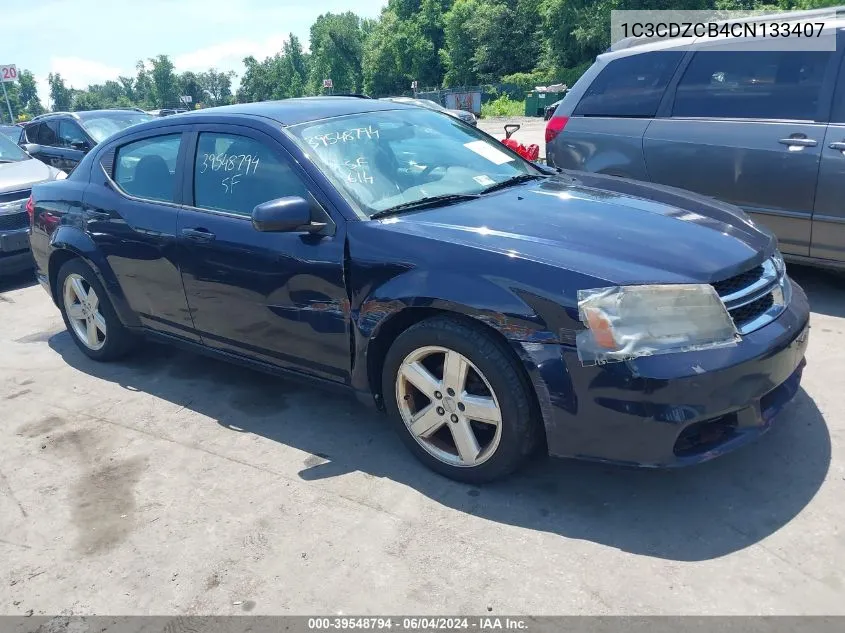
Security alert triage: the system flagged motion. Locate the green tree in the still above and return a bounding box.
[17,70,44,116]
[134,61,155,108]
[199,68,237,106]
[48,73,73,111]
[148,54,178,107]
[308,12,370,93]
[441,0,479,87]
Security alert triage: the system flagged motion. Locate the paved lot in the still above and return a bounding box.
[1,264,843,616]
[478,116,545,159]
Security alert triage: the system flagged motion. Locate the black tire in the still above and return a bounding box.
[56,258,136,361]
[382,316,542,484]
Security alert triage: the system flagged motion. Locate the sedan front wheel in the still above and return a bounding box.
[383,316,542,483]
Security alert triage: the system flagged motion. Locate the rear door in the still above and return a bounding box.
[84,126,199,340]
[176,125,349,382]
[812,49,845,264]
[643,43,838,256]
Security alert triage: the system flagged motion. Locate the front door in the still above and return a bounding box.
[644,46,837,256]
[177,126,350,383]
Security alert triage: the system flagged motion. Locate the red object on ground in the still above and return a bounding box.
[501,138,539,161]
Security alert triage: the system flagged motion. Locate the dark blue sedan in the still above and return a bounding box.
[27,97,810,482]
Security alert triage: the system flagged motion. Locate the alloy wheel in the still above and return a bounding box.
[63,273,107,351]
[396,345,502,468]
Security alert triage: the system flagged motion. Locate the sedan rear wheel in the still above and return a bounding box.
[63,273,107,351]
[383,316,542,483]
[57,259,136,361]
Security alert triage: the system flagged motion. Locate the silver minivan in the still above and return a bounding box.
[547,15,845,271]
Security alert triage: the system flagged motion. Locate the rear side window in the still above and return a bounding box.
[193,132,308,216]
[114,134,182,203]
[673,50,834,121]
[574,51,684,117]
[24,123,41,144]
[29,121,59,146]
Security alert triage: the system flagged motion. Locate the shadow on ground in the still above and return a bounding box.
[788,263,844,319]
[0,271,36,296]
[48,306,831,564]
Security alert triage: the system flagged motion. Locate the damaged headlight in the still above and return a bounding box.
[576,284,740,366]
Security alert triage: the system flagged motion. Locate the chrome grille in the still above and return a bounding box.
[713,256,788,335]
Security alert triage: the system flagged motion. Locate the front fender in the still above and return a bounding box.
[350,268,563,395]
[49,226,141,328]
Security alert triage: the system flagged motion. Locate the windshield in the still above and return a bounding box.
[288,109,538,217]
[80,112,155,143]
[0,131,29,162]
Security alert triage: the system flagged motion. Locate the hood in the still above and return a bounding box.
[374,172,775,286]
[0,157,59,193]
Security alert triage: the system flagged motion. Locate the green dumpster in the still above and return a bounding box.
[526,91,567,117]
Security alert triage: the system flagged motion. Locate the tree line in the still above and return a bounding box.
[3,0,837,121]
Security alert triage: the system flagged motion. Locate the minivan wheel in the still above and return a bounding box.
[382,316,541,483]
[57,259,135,361]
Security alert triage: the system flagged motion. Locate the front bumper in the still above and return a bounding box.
[520,279,810,467]
[0,228,33,276]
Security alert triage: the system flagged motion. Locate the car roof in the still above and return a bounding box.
[168,97,412,127]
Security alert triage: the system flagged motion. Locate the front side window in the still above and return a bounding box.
[193,132,308,216]
[114,134,182,202]
[58,120,87,149]
[673,50,834,121]
[287,108,537,217]
[574,51,684,118]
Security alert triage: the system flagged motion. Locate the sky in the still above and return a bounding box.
[0,0,389,108]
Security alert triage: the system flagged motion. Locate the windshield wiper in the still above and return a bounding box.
[480,173,544,195]
[0,159,16,164]
[370,193,480,219]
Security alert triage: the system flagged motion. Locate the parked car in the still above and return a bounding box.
[543,97,565,121]
[20,109,154,172]
[29,98,808,482]
[147,109,188,117]
[546,17,845,271]
[0,133,66,276]
[0,124,22,143]
[381,96,477,126]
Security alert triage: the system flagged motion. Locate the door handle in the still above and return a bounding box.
[778,137,817,147]
[181,227,216,241]
[86,211,110,221]
[829,141,845,151]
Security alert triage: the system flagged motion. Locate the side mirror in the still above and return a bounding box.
[70,141,90,152]
[251,196,326,233]
[22,143,41,155]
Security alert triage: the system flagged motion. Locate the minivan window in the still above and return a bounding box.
[58,120,87,148]
[193,132,308,216]
[673,50,834,121]
[573,51,684,117]
[114,134,182,202]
